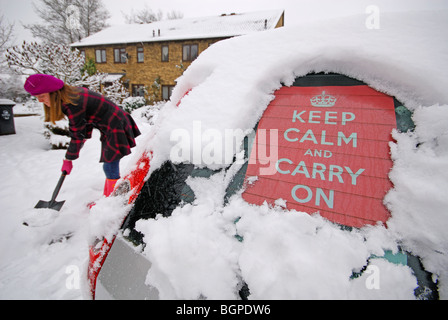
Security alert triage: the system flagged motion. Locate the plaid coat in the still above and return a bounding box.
[62,88,141,163]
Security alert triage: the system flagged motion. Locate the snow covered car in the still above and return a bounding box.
[93,10,447,300]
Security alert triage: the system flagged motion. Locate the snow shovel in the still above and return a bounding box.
[34,171,67,211]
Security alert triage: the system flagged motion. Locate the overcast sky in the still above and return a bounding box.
[1,0,447,44]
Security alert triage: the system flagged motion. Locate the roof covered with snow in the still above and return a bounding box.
[71,10,284,47]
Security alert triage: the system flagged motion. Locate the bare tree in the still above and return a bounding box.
[0,14,16,72]
[122,5,163,24]
[166,10,184,20]
[122,5,183,24]
[24,0,110,45]
[77,0,110,38]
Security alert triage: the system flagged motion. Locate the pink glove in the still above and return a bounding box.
[62,159,73,175]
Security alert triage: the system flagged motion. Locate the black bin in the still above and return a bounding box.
[0,99,16,135]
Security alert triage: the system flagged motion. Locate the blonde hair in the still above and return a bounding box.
[44,85,81,124]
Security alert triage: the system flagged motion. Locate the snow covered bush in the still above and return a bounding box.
[136,101,165,125]
[102,80,130,105]
[6,41,85,84]
[43,119,70,150]
[122,96,146,114]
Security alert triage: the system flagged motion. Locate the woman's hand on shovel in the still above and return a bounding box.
[62,159,73,175]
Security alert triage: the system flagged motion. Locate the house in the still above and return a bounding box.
[71,10,285,102]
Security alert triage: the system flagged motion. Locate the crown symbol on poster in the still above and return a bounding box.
[310,91,337,107]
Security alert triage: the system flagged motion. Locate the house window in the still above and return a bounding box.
[95,49,106,63]
[114,48,127,63]
[161,45,169,62]
[182,44,198,62]
[132,84,146,97]
[137,47,144,63]
[162,85,174,100]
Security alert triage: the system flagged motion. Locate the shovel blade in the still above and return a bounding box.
[34,200,66,212]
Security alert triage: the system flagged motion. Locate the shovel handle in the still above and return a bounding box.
[50,171,67,203]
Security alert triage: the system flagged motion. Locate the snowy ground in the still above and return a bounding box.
[0,107,152,299]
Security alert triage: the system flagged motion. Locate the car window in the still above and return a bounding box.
[122,161,194,245]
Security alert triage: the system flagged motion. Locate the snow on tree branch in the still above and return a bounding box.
[6,41,85,83]
[6,41,129,104]
[6,41,131,149]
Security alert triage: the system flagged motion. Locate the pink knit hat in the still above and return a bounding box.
[24,74,64,96]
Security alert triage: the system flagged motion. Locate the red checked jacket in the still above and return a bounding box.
[61,88,141,163]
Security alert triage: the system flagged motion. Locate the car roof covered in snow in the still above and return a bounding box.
[71,10,284,47]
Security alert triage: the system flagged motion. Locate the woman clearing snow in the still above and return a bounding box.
[24,74,141,197]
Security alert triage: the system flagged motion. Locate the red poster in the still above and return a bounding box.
[242,85,396,228]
